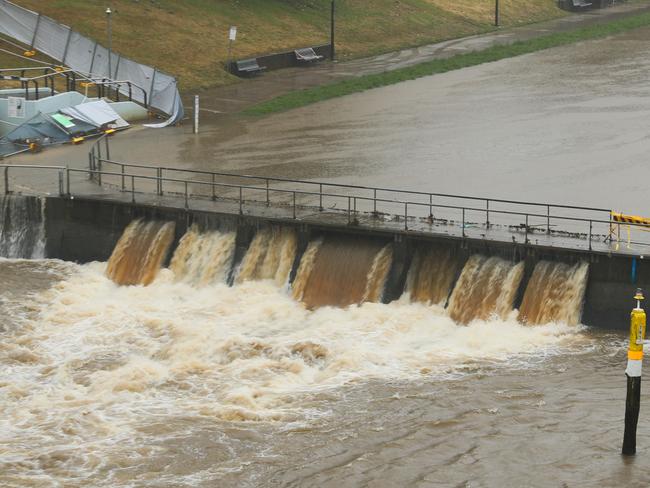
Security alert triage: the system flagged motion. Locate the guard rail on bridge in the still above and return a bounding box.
[1,135,647,256]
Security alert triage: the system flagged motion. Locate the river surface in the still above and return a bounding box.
[1,258,648,487]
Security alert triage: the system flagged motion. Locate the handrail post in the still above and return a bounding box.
[347,196,351,224]
[239,187,243,215]
[121,164,125,191]
[462,208,466,238]
[98,157,102,186]
[589,220,593,251]
[158,168,163,196]
[58,170,64,196]
[547,205,551,234]
[293,192,296,219]
[404,202,408,231]
[525,214,529,244]
[266,179,270,206]
[211,173,216,201]
[65,165,70,197]
[131,176,135,203]
[429,194,433,219]
[184,181,189,209]
[373,188,377,215]
[486,199,490,228]
[319,183,323,211]
[3,166,8,194]
[105,135,110,161]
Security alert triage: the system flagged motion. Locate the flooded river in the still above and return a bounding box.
[1,258,647,487]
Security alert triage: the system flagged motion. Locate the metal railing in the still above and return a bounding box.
[1,138,647,255]
[0,66,149,107]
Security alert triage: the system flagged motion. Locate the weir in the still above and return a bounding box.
[0,195,45,259]
[0,194,645,329]
[93,214,593,329]
[106,220,175,286]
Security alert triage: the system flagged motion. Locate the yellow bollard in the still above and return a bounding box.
[623,288,646,455]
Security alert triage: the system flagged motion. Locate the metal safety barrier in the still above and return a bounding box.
[1,136,648,256]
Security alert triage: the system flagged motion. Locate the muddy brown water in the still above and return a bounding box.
[1,258,648,487]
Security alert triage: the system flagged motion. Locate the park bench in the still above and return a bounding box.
[235,58,266,76]
[295,47,324,63]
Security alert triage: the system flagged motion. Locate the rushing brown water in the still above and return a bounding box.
[236,227,297,286]
[296,237,389,309]
[519,261,590,326]
[106,220,175,286]
[0,258,643,488]
[405,245,460,305]
[447,255,524,325]
[169,226,236,285]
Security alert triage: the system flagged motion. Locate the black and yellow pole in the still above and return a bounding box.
[623,288,646,456]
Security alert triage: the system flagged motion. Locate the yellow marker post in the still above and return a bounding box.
[623,288,646,455]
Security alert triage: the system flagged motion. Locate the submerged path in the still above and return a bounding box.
[191,1,650,116]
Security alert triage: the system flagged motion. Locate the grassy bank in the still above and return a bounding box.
[244,11,650,115]
[2,0,564,90]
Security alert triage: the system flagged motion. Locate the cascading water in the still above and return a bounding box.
[235,227,297,286]
[404,245,460,305]
[292,236,393,309]
[447,255,524,325]
[169,226,236,285]
[518,261,589,326]
[105,219,175,286]
[0,195,45,259]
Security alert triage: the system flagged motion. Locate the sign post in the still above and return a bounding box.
[228,26,237,73]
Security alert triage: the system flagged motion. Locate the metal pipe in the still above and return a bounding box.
[211,173,216,201]
[185,181,189,209]
[319,183,323,211]
[4,166,8,194]
[131,176,135,203]
[66,166,70,196]
[266,179,270,206]
[486,199,490,228]
[293,192,296,219]
[121,164,125,191]
[239,187,243,215]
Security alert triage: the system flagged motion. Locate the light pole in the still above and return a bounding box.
[106,7,112,80]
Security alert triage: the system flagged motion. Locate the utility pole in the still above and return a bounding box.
[330,1,336,61]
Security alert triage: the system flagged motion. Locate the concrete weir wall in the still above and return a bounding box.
[38,195,646,330]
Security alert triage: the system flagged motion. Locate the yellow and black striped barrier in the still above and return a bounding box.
[623,289,646,455]
[610,212,650,250]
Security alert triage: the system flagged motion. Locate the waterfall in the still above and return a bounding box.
[169,226,236,285]
[236,227,297,286]
[447,255,524,325]
[292,236,392,309]
[404,245,460,306]
[0,195,45,259]
[106,220,175,286]
[519,261,589,326]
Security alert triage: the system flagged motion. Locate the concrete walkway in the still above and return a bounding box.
[191,1,650,117]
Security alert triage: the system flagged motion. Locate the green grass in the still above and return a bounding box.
[4,0,563,90]
[245,11,650,115]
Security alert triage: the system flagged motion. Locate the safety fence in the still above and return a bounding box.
[1,139,648,255]
[0,0,182,125]
[0,66,149,105]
